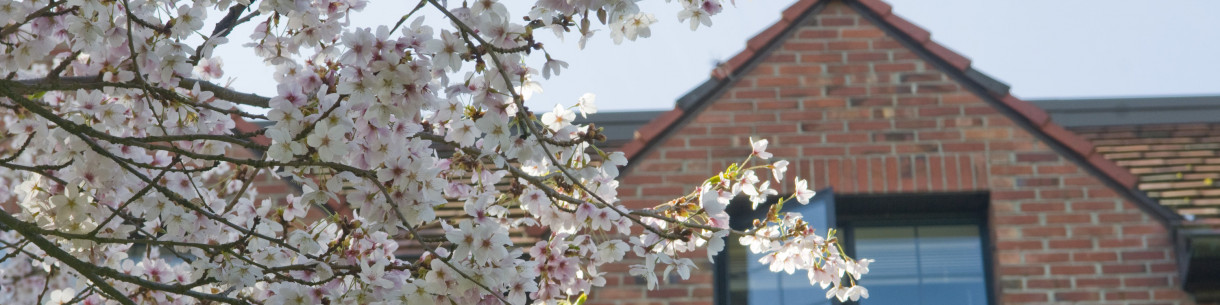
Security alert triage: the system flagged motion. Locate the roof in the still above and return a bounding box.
[1033,95,1220,127]
[1032,96,1220,224]
[572,110,668,149]
[612,0,1181,225]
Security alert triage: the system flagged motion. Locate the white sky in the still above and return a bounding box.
[214,1,1220,112]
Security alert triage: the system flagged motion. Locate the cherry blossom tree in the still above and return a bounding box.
[0,0,871,304]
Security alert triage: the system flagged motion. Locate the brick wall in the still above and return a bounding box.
[606,2,1192,304]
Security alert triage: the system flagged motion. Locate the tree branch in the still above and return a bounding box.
[9,76,271,109]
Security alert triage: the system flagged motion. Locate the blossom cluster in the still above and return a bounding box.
[0,0,867,304]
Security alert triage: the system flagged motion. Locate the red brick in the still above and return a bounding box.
[993,190,1035,200]
[1123,224,1164,235]
[777,65,822,75]
[663,150,712,159]
[1153,289,1188,300]
[1072,200,1117,211]
[826,133,869,143]
[897,96,938,106]
[1122,250,1166,261]
[1077,278,1121,288]
[1125,276,1169,287]
[1098,212,1142,223]
[997,240,1043,251]
[1099,237,1143,249]
[1050,265,1096,275]
[827,86,867,96]
[846,52,888,62]
[755,76,801,87]
[1054,291,1099,302]
[1072,251,1118,262]
[756,124,798,133]
[1071,225,1114,237]
[1040,189,1083,199]
[1015,152,1059,163]
[818,16,857,27]
[1105,290,1151,301]
[842,28,886,39]
[799,52,840,63]
[1022,201,1065,212]
[849,145,891,155]
[896,120,938,129]
[757,100,799,110]
[847,121,891,130]
[918,106,961,117]
[734,113,776,123]
[641,186,685,196]
[1045,213,1090,224]
[942,142,984,152]
[1025,253,1069,263]
[796,29,837,39]
[1000,266,1045,276]
[595,287,643,299]
[1023,226,1067,237]
[1002,292,1048,303]
[874,63,917,72]
[827,40,869,51]
[707,101,755,111]
[1151,262,1177,273]
[649,288,690,298]
[1049,239,1093,249]
[1101,263,1146,274]
[804,98,847,108]
[764,53,797,64]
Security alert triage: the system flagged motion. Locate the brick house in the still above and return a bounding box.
[587,0,1220,304]
[223,0,1220,303]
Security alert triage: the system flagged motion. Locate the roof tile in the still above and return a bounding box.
[782,0,819,22]
[1043,123,1096,158]
[622,108,685,160]
[924,41,971,71]
[1073,123,1220,221]
[718,49,756,79]
[1088,154,1139,189]
[1001,95,1050,126]
[883,13,930,43]
[858,0,893,16]
[746,22,790,54]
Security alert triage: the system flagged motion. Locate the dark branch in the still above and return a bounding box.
[9,76,271,109]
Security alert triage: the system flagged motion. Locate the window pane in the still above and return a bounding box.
[854,225,987,305]
[854,226,920,305]
[745,248,833,305]
[724,190,836,305]
[916,225,986,305]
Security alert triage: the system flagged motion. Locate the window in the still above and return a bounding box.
[716,191,992,305]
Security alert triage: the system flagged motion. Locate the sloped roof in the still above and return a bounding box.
[1033,96,1220,225]
[615,0,1181,225]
